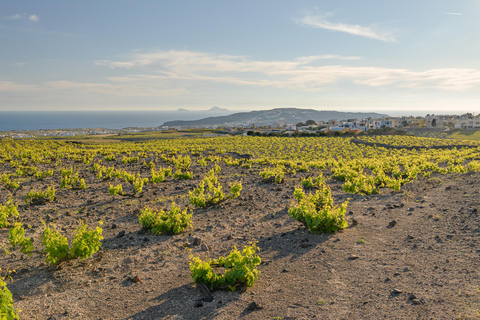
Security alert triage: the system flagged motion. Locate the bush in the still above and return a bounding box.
[189,169,241,208]
[0,268,20,320]
[42,220,103,265]
[259,165,285,183]
[172,169,193,180]
[25,186,56,205]
[289,186,348,233]
[190,243,261,291]
[0,198,19,228]
[139,203,192,235]
[8,222,34,255]
[60,171,87,190]
[109,184,123,196]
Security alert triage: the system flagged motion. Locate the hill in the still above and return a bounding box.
[162,108,388,127]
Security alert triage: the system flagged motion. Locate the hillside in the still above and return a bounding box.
[162,108,388,127]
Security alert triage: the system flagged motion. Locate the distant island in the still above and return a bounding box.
[176,106,230,113]
[163,108,388,127]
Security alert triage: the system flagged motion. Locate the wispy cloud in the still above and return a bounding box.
[0,80,40,91]
[295,13,396,42]
[97,50,480,92]
[6,50,480,99]
[444,12,462,16]
[1,13,39,21]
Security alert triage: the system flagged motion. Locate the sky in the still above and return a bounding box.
[1,0,480,115]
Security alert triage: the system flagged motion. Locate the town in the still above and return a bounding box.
[1,112,479,139]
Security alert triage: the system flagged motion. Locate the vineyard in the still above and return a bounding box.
[1,134,480,319]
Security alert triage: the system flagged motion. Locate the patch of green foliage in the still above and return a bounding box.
[189,243,261,291]
[189,169,241,208]
[259,165,285,183]
[0,268,20,319]
[60,171,87,190]
[25,186,56,205]
[109,184,123,196]
[289,185,348,233]
[0,198,19,228]
[139,203,192,235]
[8,222,34,255]
[41,220,103,265]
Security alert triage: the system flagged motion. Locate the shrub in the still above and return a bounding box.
[189,170,241,208]
[0,174,19,190]
[25,186,56,205]
[133,176,148,194]
[259,165,285,183]
[173,155,192,171]
[122,156,139,164]
[109,184,123,196]
[289,186,348,233]
[8,222,34,255]
[0,198,19,228]
[69,220,104,261]
[189,243,261,291]
[42,220,103,265]
[229,181,242,198]
[104,154,116,161]
[0,269,20,320]
[60,172,87,190]
[172,169,193,180]
[151,167,172,183]
[139,203,192,235]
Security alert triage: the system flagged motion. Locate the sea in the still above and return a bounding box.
[0,111,232,131]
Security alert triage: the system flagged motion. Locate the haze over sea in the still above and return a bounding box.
[0,111,232,131]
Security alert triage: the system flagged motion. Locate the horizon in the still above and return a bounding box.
[1,1,480,114]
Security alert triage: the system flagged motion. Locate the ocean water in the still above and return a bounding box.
[0,111,231,131]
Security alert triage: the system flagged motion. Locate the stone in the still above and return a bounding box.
[245,301,263,312]
[132,275,141,283]
[194,301,203,308]
[192,238,201,246]
[392,288,402,295]
[388,220,397,227]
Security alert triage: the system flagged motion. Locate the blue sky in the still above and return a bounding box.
[1,0,480,115]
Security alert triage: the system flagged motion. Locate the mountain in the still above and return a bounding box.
[208,106,229,112]
[162,108,389,127]
[175,106,230,113]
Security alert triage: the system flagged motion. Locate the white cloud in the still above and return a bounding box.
[295,14,396,42]
[0,80,40,91]
[97,50,480,92]
[444,12,462,15]
[45,80,189,97]
[1,13,39,21]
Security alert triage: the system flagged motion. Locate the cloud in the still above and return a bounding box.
[5,50,480,100]
[45,80,189,97]
[97,49,480,92]
[444,12,462,15]
[0,80,40,91]
[1,13,39,21]
[295,14,396,42]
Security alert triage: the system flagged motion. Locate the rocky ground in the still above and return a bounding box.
[1,156,480,320]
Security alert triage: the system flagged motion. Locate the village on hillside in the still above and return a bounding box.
[1,113,479,139]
